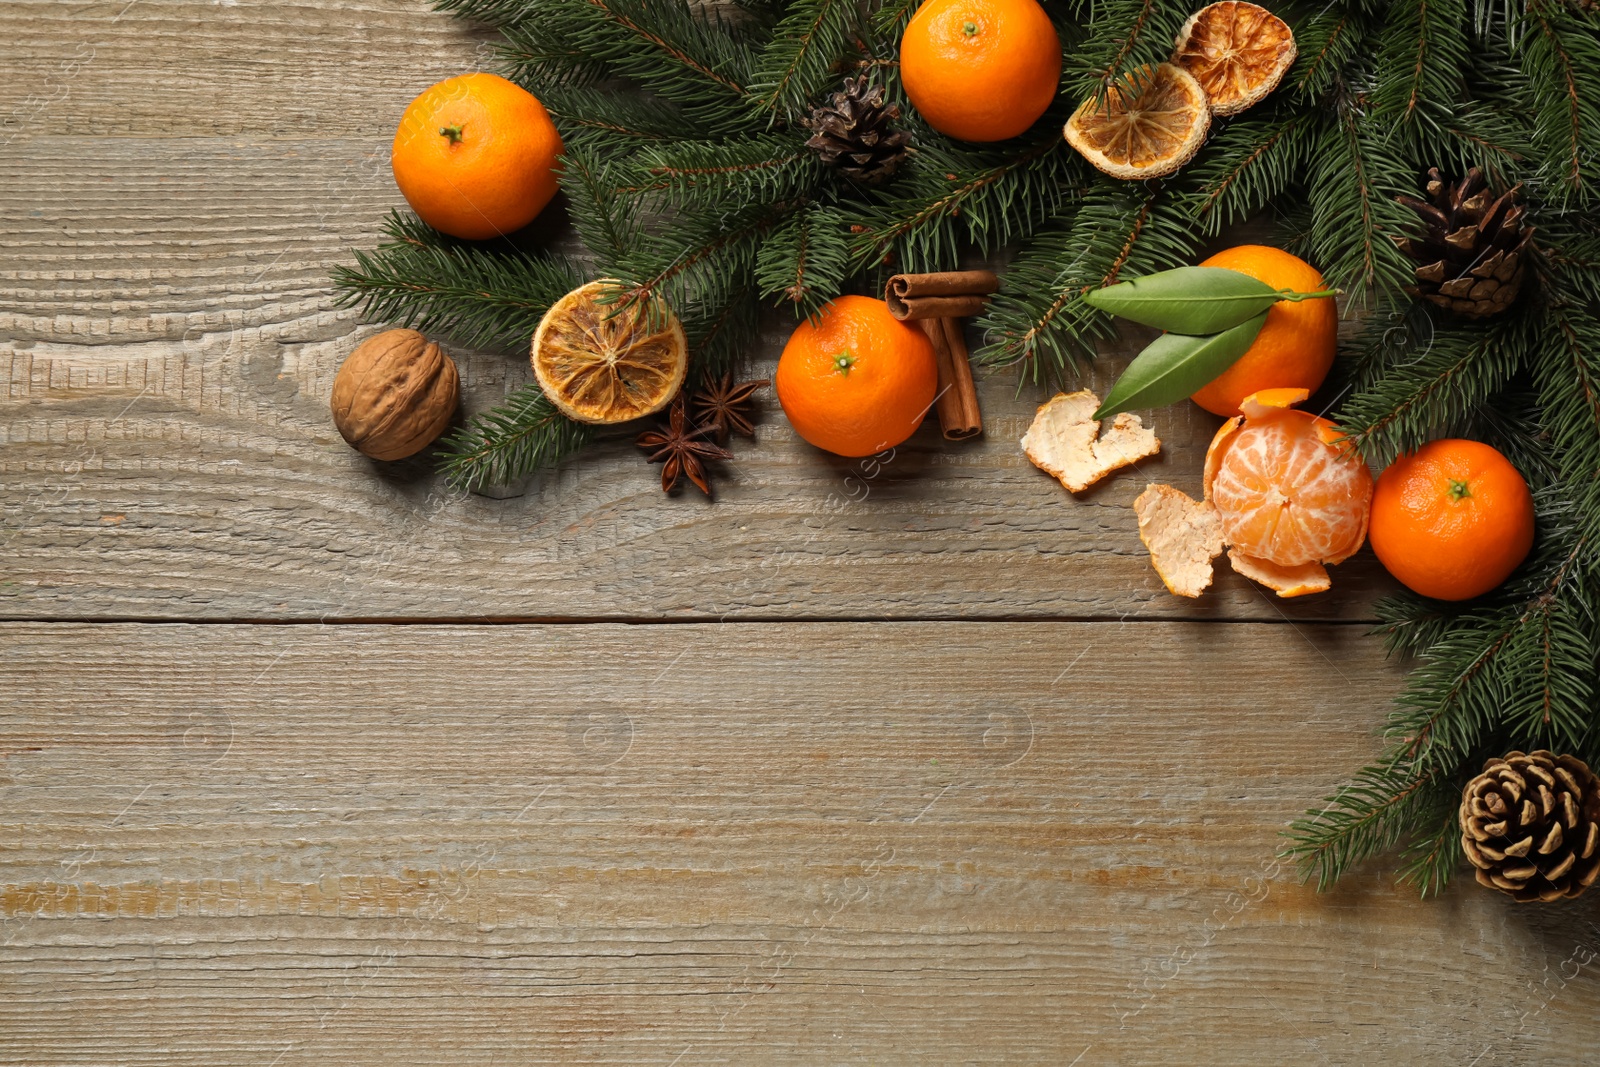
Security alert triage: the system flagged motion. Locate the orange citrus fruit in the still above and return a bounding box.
[1368,438,1535,601]
[1063,62,1210,180]
[1172,1,1297,116]
[1189,245,1337,417]
[900,0,1062,143]
[1205,388,1372,583]
[532,281,688,424]
[775,295,938,457]
[392,73,564,240]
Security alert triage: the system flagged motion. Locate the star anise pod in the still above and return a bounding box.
[690,373,768,444]
[636,394,733,497]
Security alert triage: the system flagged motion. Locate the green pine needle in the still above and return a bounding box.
[438,386,594,493]
[332,211,584,352]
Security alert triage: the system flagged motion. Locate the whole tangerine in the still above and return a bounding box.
[1190,245,1337,417]
[900,0,1062,142]
[775,296,938,458]
[392,73,563,240]
[1368,438,1535,601]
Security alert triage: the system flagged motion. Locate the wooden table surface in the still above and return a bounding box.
[4,2,1599,1063]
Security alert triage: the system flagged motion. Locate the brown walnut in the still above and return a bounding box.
[330,329,459,461]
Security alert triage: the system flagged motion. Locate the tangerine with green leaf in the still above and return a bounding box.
[1188,245,1337,417]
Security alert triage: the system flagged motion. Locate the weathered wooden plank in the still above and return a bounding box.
[1,621,1594,1063]
[0,0,492,141]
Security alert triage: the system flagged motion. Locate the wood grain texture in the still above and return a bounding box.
[0,2,1395,623]
[3,621,1597,1066]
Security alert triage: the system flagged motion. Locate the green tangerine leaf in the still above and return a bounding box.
[1093,311,1270,421]
[1084,266,1334,334]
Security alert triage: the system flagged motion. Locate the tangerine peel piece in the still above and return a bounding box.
[1228,549,1331,598]
[1239,386,1311,419]
[1022,390,1161,493]
[1134,484,1226,598]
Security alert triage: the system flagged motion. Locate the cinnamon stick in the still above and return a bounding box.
[886,270,999,321]
[917,317,983,441]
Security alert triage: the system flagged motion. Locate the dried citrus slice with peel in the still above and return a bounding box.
[532,280,688,424]
[1064,63,1210,180]
[1173,2,1297,117]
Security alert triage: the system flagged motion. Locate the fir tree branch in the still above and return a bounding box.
[756,202,852,318]
[679,283,762,380]
[1284,761,1446,893]
[747,0,860,120]
[559,145,642,271]
[586,0,752,96]
[1182,102,1317,235]
[493,0,754,129]
[1372,0,1471,127]
[974,184,1198,385]
[1066,0,1187,102]
[1338,306,1532,465]
[1519,0,1600,204]
[1389,532,1592,775]
[613,202,790,328]
[536,84,698,153]
[485,3,618,87]
[869,0,921,41]
[627,134,819,204]
[1534,300,1600,479]
[1304,88,1415,302]
[438,385,595,493]
[1397,795,1466,898]
[331,212,585,351]
[1290,6,1367,102]
[845,134,1081,272]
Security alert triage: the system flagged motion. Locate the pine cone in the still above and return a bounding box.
[804,76,912,186]
[1459,750,1600,903]
[1395,167,1534,319]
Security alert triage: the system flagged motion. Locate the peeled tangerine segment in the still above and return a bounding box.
[1227,549,1330,598]
[1064,63,1210,180]
[1134,484,1226,598]
[1022,390,1160,493]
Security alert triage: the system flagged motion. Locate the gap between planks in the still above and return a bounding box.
[0,613,1379,627]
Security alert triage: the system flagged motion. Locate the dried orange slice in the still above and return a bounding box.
[1064,63,1210,180]
[532,280,688,424]
[1172,2,1297,117]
